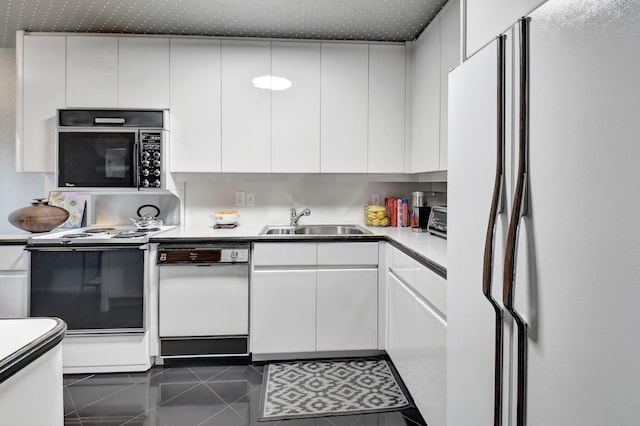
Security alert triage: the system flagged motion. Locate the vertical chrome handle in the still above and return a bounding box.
[482,34,506,426]
[503,17,530,426]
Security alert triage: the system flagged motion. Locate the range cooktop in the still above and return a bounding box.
[27,226,175,245]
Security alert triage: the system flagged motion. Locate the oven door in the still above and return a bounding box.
[57,129,139,188]
[28,245,148,334]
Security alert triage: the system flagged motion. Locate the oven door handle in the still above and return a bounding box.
[26,244,149,252]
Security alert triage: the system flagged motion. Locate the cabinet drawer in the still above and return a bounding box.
[253,243,317,266]
[317,242,378,265]
[388,246,416,286]
[415,263,447,316]
[0,246,27,270]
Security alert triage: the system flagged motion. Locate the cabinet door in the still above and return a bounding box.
[316,269,378,351]
[439,0,461,171]
[0,275,28,318]
[169,38,222,172]
[271,42,321,173]
[412,20,441,173]
[118,37,170,108]
[18,34,66,172]
[221,40,271,172]
[320,43,369,173]
[66,36,118,107]
[387,272,415,382]
[251,270,316,354]
[368,44,406,173]
[413,295,447,426]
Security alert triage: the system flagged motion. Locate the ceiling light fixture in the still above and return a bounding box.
[252,75,292,91]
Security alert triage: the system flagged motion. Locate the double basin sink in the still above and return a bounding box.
[259,224,371,236]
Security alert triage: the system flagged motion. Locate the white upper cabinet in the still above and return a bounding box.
[368,44,406,173]
[169,38,222,173]
[320,43,369,173]
[410,0,460,173]
[271,41,321,173]
[412,20,441,173]
[17,33,66,172]
[465,0,546,58]
[118,37,170,109]
[66,36,118,107]
[439,0,461,170]
[221,40,272,172]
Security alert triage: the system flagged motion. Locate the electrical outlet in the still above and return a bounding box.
[371,193,380,206]
[235,191,246,207]
[246,193,255,206]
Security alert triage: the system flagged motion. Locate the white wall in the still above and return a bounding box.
[183,177,447,227]
[0,49,48,233]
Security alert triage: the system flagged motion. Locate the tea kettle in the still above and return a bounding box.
[131,204,163,230]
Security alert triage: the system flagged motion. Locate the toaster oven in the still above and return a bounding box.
[427,206,447,239]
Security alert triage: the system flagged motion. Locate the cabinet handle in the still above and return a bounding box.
[482,34,506,426]
[503,17,531,426]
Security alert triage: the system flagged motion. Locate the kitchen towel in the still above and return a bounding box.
[258,358,412,421]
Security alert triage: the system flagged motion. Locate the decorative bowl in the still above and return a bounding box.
[211,211,239,225]
[8,198,70,233]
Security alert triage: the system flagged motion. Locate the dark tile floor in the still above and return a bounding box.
[63,359,428,426]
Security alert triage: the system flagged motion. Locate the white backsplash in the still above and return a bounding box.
[183,178,446,227]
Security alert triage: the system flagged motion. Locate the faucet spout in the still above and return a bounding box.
[290,207,311,226]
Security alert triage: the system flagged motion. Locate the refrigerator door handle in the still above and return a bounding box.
[503,16,531,426]
[482,34,507,426]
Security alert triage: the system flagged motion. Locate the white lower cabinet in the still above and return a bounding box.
[316,269,378,351]
[251,242,379,356]
[252,269,317,354]
[0,246,28,318]
[387,245,447,426]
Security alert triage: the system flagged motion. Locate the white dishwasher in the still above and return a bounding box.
[157,243,249,358]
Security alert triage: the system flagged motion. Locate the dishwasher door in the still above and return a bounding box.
[159,264,249,337]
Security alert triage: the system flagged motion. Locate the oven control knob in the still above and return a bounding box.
[154,180,161,188]
[153,160,161,167]
[153,169,161,177]
[230,250,238,259]
[142,151,150,159]
[142,160,150,167]
[142,179,150,187]
[153,152,161,159]
[142,169,150,176]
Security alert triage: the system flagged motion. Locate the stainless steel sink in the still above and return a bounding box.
[259,224,371,236]
[262,226,296,235]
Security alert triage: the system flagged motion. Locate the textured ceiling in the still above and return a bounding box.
[1,0,449,48]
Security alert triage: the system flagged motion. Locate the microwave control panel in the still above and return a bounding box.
[139,130,162,189]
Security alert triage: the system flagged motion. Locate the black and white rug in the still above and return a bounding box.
[258,358,411,421]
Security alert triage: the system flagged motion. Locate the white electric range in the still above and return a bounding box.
[26,225,175,373]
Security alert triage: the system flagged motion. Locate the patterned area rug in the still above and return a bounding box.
[258,358,412,421]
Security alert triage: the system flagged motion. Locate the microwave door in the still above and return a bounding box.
[58,131,137,188]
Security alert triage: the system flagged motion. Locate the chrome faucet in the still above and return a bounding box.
[290,207,311,226]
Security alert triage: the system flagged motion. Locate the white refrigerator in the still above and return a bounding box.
[447,0,640,425]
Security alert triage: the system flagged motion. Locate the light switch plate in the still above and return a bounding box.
[235,191,246,207]
[371,193,380,206]
[246,193,255,206]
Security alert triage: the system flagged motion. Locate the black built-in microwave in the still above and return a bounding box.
[57,109,165,189]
